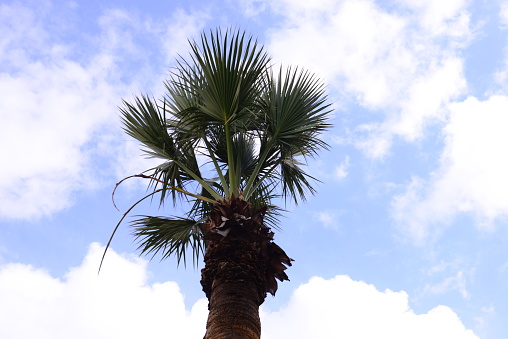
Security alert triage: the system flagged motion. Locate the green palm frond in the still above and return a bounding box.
[187,29,269,124]
[163,80,208,140]
[148,139,202,204]
[279,153,318,203]
[263,67,331,154]
[207,128,258,183]
[120,95,176,160]
[120,94,222,202]
[243,67,331,201]
[132,216,205,267]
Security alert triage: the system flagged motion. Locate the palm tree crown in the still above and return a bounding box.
[102,28,332,273]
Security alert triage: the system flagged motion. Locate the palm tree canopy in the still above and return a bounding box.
[102,28,332,269]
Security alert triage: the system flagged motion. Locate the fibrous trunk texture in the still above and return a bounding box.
[200,197,292,339]
[202,237,264,338]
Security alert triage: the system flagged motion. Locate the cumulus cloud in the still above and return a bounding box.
[0,243,208,339]
[0,243,477,339]
[263,0,469,157]
[261,275,477,339]
[392,95,508,242]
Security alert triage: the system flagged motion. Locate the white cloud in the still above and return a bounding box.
[0,243,208,339]
[423,271,470,299]
[425,259,465,276]
[0,3,209,220]
[160,9,209,65]
[264,0,470,157]
[334,155,350,179]
[0,54,121,219]
[237,0,268,17]
[317,210,340,230]
[394,0,470,36]
[390,56,466,142]
[0,4,133,219]
[495,3,508,87]
[392,95,508,242]
[0,243,477,339]
[261,275,478,339]
[500,1,508,29]
[110,9,209,194]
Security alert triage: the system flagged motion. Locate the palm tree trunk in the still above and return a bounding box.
[201,237,266,339]
[200,197,292,339]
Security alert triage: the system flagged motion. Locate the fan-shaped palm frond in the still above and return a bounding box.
[243,67,332,202]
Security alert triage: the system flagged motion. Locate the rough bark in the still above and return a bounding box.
[200,197,293,339]
[202,237,265,339]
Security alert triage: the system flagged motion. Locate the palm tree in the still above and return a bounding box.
[102,28,332,339]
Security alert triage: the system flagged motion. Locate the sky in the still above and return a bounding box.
[1,0,507,338]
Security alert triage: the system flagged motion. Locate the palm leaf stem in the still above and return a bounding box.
[203,137,230,197]
[224,122,237,197]
[243,161,280,201]
[139,174,217,203]
[173,158,223,201]
[243,137,277,199]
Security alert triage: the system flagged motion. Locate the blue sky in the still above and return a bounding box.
[1,0,508,338]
